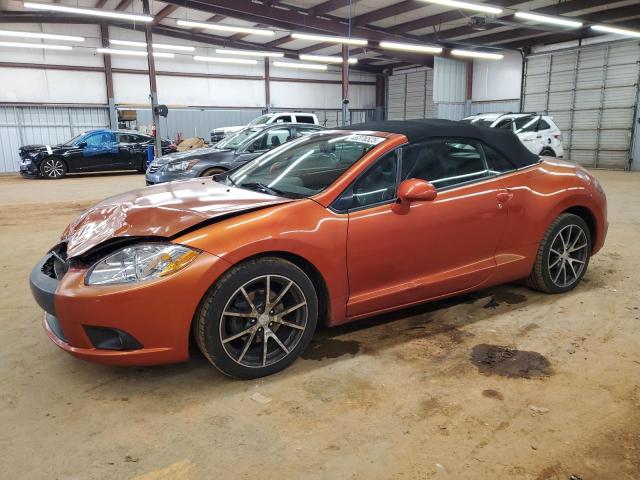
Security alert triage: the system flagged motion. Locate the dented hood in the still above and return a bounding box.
[62,179,290,258]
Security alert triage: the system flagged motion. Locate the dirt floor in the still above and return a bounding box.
[1,170,639,480]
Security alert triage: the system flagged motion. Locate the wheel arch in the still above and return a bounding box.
[561,205,597,252]
[200,166,228,177]
[188,250,332,351]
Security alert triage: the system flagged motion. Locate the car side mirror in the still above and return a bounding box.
[397,178,437,203]
[78,141,87,148]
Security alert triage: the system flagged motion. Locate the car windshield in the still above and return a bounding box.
[215,127,263,150]
[476,119,495,127]
[247,114,273,126]
[63,133,85,146]
[226,131,386,199]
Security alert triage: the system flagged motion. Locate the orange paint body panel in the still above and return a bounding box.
[31,131,608,366]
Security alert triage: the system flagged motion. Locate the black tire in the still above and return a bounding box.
[201,167,226,177]
[194,257,318,379]
[526,213,591,294]
[39,157,67,179]
[540,147,556,157]
[137,157,148,173]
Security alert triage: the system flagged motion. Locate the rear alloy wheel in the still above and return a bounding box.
[527,213,591,293]
[40,157,67,179]
[195,258,318,379]
[540,147,556,157]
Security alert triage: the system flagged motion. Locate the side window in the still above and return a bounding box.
[537,119,551,130]
[118,134,135,144]
[514,115,538,133]
[274,115,292,124]
[333,151,398,211]
[85,132,115,147]
[494,119,513,130]
[252,128,291,151]
[483,144,516,174]
[295,115,315,124]
[401,139,490,190]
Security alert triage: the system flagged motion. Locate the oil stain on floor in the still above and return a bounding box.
[483,291,528,309]
[301,338,361,361]
[471,344,553,378]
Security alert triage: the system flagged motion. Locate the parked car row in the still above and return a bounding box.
[461,112,564,158]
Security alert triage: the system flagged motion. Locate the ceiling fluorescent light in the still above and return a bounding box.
[591,25,640,38]
[290,33,367,46]
[0,30,84,42]
[421,0,502,15]
[299,54,357,64]
[215,49,284,57]
[97,48,174,58]
[0,41,72,50]
[176,20,274,37]
[451,49,503,60]
[273,61,328,70]
[24,2,153,22]
[379,41,442,54]
[110,39,195,51]
[193,56,258,65]
[515,11,582,28]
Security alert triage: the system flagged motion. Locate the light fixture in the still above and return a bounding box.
[215,48,284,57]
[299,54,357,64]
[591,25,640,38]
[515,11,582,28]
[176,20,275,37]
[379,41,443,54]
[193,55,258,65]
[273,61,328,70]
[0,41,72,51]
[97,48,174,58]
[109,39,195,51]
[290,33,368,46]
[451,49,503,59]
[421,0,502,15]
[24,2,153,22]
[0,29,84,42]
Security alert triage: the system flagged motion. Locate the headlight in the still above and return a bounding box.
[165,159,198,172]
[86,243,200,285]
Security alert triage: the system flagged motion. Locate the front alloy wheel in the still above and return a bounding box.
[40,158,67,179]
[195,258,318,378]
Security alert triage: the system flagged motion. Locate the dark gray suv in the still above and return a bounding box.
[146,123,323,185]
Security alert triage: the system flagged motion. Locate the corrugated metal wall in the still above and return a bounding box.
[523,41,640,169]
[387,69,435,120]
[433,57,467,103]
[0,105,109,173]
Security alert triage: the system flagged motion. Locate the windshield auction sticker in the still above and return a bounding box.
[344,134,386,145]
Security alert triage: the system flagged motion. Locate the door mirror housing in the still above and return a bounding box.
[397,178,437,203]
[77,141,87,149]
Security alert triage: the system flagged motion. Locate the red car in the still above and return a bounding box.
[30,119,608,378]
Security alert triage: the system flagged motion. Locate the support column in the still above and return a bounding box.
[100,23,117,129]
[264,58,271,113]
[143,0,162,157]
[375,74,386,121]
[341,44,349,126]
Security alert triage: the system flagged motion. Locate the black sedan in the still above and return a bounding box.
[19,129,176,179]
[145,123,323,185]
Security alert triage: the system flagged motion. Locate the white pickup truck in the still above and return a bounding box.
[211,112,320,143]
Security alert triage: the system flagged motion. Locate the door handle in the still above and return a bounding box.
[497,189,514,203]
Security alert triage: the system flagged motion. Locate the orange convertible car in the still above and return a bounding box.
[30,119,607,378]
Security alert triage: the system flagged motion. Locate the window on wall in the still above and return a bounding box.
[401,139,491,189]
[333,151,398,211]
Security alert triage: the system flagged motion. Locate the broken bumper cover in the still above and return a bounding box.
[30,249,231,366]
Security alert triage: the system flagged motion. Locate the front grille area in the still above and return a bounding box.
[42,243,69,280]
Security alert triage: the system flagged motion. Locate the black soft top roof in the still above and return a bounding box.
[339,118,540,168]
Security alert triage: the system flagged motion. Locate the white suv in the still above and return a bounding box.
[211,112,319,143]
[462,113,564,158]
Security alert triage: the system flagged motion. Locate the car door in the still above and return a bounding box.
[341,139,509,318]
[116,133,139,169]
[81,131,119,170]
